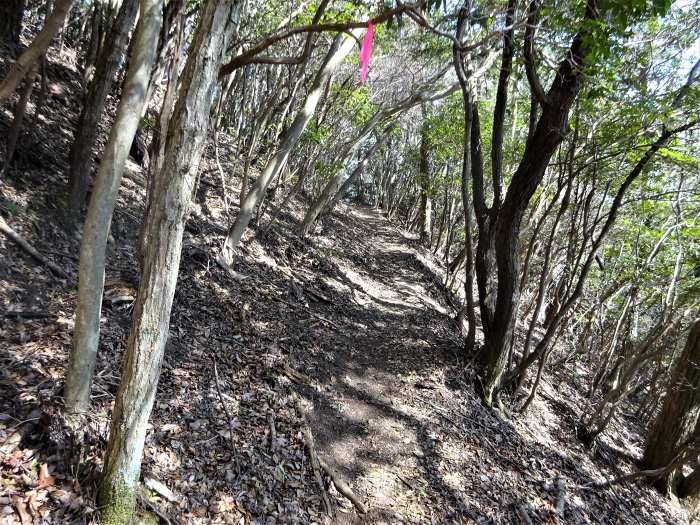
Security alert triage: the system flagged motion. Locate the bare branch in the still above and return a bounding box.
[523,0,549,106]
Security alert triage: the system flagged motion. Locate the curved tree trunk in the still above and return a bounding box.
[218,30,360,266]
[300,127,392,234]
[98,1,236,522]
[0,0,75,106]
[478,0,601,404]
[64,0,162,417]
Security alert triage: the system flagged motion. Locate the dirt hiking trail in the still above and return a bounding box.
[284,206,679,524]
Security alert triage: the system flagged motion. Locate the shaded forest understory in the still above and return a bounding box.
[1,0,700,523]
[0,44,691,524]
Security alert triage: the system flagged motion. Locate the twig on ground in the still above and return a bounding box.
[516,503,534,525]
[212,354,240,475]
[291,391,334,517]
[0,216,69,278]
[138,488,173,525]
[554,476,566,521]
[267,411,277,451]
[318,456,368,515]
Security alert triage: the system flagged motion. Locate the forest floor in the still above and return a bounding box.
[0,43,693,524]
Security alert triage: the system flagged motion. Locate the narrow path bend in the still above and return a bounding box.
[289,206,677,524]
[295,206,472,523]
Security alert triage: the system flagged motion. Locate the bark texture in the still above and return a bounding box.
[478,0,601,404]
[98,1,236,522]
[64,0,162,417]
[643,319,700,494]
[66,0,139,219]
[0,0,74,106]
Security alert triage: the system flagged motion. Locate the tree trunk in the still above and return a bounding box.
[218,30,360,265]
[328,130,390,209]
[64,0,162,417]
[1,63,36,177]
[301,128,391,233]
[66,0,139,221]
[0,0,74,106]
[0,0,25,58]
[417,118,432,247]
[478,0,601,404]
[452,8,476,354]
[97,1,236,522]
[642,319,700,494]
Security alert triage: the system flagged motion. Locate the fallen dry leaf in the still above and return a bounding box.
[37,463,55,489]
[11,495,31,525]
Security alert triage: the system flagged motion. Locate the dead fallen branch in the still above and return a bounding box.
[292,389,369,514]
[291,391,334,516]
[0,215,69,278]
[212,353,241,476]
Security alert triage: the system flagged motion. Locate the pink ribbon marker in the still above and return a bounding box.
[359,21,374,84]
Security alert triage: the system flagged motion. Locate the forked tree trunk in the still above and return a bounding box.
[98,1,236,522]
[64,0,163,418]
[0,0,75,106]
[218,30,360,266]
[477,0,601,404]
[642,319,700,494]
[66,0,139,221]
[0,0,25,57]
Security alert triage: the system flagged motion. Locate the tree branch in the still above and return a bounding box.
[523,0,548,106]
[218,4,412,77]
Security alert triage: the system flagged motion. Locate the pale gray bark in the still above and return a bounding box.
[98,1,237,522]
[64,0,163,416]
[298,73,461,235]
[218,30,360,266]
[300,127,392,235]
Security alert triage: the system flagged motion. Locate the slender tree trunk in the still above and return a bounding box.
[98,1,236,522]
[219,31,360,265]
[0,0,25,58]
[643,319,700,494]
[452,9,477,354]
[0,0,74,106]
[139,1,187,262]
[63,0,163,418]
[478,0,601,404]
[417,118,432,247]
[302,127,392,232]
[1,64,36,177]
[66,0,139,221]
